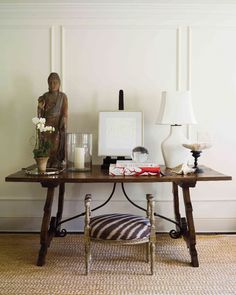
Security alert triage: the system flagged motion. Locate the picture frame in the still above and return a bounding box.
[98,111,143,157]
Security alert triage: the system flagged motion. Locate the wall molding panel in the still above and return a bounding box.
[187,26,191,91]
[0,197,235,232]
[60,25,65,91]
[0,216,235,233]
[50,26,55,72]
[176,27,181,91]
[2,3,236,23]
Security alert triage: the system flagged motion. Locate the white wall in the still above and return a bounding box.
[1,0,236,233]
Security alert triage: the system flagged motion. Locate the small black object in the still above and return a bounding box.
[101,156,116,170]
[119,89,124,110]
[191,150,203,173]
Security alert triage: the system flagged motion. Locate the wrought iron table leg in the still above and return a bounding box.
[37,185,56,266]
[179,181,199,267]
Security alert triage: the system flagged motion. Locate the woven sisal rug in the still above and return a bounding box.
[0,234,235,295]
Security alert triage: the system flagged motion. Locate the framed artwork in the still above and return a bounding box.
[98,111,143,157]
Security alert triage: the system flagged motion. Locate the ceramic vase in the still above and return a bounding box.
[35,157,49,173]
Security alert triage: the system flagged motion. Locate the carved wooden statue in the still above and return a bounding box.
[37,73,68,168]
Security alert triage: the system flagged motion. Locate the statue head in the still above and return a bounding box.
[48,72,61,93]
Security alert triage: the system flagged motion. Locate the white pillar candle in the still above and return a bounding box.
[74,147,85,169]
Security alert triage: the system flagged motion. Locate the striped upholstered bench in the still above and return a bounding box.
[84,194,156,275]
[90,213,151,241]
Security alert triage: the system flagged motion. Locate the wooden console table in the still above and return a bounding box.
[5,165,231,267]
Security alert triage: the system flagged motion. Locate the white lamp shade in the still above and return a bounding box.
[156,91,197,125]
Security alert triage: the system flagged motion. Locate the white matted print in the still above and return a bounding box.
[98,111,143,157]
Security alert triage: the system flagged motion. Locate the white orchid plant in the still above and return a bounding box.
[32,117,55,158]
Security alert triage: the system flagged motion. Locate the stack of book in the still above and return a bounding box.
[109,161,160,176]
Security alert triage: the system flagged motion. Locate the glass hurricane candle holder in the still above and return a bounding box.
[66,133,92,172]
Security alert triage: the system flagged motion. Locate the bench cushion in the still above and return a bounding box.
[90,213,151,241]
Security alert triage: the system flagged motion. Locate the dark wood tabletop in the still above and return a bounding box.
[5,164,232,184]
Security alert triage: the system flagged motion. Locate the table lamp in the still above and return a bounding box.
[156,91,197,169]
